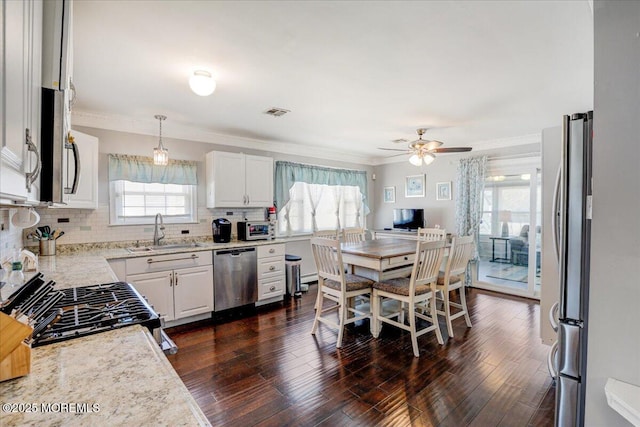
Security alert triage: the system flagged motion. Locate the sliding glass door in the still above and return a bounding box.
[474,158,541,299]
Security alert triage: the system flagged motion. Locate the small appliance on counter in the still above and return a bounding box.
[237,221,274,241]
[212,218,232,243]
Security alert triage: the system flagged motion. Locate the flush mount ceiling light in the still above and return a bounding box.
[153,115,169,166]
[189,70,216,96]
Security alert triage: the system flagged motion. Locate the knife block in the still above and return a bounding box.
[0,312,32,382]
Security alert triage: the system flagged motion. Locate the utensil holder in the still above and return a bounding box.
[39,239,56,256]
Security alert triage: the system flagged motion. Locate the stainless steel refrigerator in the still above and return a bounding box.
[554,111,593,426]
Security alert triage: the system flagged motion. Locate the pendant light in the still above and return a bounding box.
[153,114,169,166]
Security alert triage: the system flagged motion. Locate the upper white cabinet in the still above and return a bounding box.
[58,130,99,209]
[206,151,274,208]
[1,0,43,203]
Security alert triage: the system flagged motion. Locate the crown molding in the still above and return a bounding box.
[469,133,541,152]
[71,111,539,167]
[71,111,378,166]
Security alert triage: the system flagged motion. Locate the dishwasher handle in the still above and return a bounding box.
[215,247,256,256]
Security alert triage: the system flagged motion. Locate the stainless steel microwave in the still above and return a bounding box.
[237,221,274,241]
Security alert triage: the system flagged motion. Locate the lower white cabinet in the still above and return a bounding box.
[257,244,285,301]
[126,251,213,322]
[127,265,213,322]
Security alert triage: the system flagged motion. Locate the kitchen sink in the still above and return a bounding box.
[127,246,155,253]
[150,243,205,250]
[126,243,205,253]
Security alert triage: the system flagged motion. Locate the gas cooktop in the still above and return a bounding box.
[31,282,161,347]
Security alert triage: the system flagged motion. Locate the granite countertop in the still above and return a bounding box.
[25,236,308,262]
[0,252,211,426]
[0,326,209,427]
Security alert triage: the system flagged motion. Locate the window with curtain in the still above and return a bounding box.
[108,154,197,225]
[274,161,368,236]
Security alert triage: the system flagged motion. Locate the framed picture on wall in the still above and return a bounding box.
[383,186,396,203]
[405,174,425,198]
[436,181,452,200]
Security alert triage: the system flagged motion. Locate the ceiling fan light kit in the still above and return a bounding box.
[379,128,472,166]
[189,69,216,96]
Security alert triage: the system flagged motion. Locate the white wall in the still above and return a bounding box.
[586,1,640,425]
[371,143,540,233]
[26,127,374,244]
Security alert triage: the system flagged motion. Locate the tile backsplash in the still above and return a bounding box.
[21,205,267,247]
[0,209,24,263]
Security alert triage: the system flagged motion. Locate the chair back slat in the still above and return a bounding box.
[310,237,345,285]
[313,230,339,239]
[411,240,445,294]
[446,235,475,277]
[341,228,366,244]
[417,227,447,241]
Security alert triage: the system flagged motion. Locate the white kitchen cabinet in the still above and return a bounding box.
[127,270,174,321]
[256,243,285,302]
[173,265,214,319]
[126,251,213,322]
[205,151,273,208]
[1,0,42,203]
[56,130,99,209]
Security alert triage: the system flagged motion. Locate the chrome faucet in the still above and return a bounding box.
[153,213,165,246]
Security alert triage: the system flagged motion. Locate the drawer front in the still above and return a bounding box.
[258,244,285,259]
[384,253,415,268]
[258,277,285,300]
[258,257,285,279]
[126,251,213,274]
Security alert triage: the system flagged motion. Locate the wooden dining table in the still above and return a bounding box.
[340,238,421,281]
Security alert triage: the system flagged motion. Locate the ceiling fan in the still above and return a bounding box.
[379,128,472,166]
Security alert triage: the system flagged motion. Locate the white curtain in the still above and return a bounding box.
[277,182,368,235]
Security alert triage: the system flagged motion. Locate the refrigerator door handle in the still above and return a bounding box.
[559,322,582,378]
[552,166,562,263]
[548,340,559,379]
[549,301,559,332]
[556,376,582,426]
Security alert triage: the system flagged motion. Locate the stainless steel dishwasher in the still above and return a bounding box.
[213,247,257,311]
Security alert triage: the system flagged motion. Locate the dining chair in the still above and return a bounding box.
[417,227,447,241]
[313,229,339,239]
[310,237,373,348]
[436,235,474,338]
[372,239,446,357]
[341,227,366,244]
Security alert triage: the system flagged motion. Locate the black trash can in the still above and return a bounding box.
[285,254,302,298]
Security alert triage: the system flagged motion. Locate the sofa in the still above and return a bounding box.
[509,225,541,270]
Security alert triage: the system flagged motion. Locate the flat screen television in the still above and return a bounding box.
[393,208,425,231]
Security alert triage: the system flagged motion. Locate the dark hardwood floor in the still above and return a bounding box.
[166,285,556,426]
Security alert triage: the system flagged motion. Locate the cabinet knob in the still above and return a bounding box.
[269,286,276,291]
[269,248,275,253]
[269,265,276,271]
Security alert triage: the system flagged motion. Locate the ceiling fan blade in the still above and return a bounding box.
[386,153,410,158]
[378,147,409,152]
[431,147,473,153]
[422,140,444,151]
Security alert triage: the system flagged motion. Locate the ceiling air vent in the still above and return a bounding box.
[264,107,290,117]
